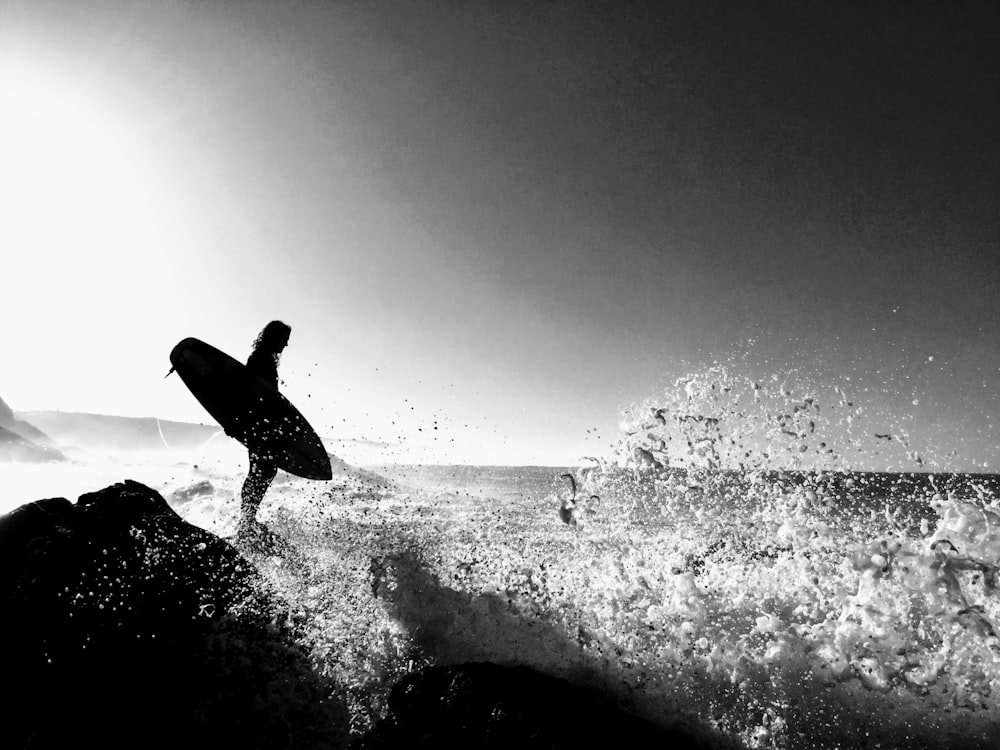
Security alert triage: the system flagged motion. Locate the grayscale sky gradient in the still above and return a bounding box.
[1,1,996,466]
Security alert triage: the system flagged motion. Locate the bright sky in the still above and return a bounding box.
[0,1,997,468]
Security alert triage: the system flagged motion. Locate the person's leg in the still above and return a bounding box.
[238,452,277,537]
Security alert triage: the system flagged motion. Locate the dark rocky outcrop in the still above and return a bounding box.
[2,480,717,750]
[356,662,711,749]
[0,480,347,750]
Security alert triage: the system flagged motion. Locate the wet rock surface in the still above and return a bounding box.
[1,479,718,749]
[0,480,346,749]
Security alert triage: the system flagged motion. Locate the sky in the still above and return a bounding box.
[0,1,997,468]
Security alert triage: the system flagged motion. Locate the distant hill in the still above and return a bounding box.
[8,406,386,478]
[18,410,221,453]
[0,424,68,463]
[0,395,54,446]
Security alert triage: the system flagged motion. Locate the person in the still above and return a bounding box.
[236,320,291,542]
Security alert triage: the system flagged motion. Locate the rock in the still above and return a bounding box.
[355,662,712,749]
[0,480,348,749]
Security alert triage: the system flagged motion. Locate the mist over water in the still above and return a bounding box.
[554,357,999,747]
[615,343,997,475]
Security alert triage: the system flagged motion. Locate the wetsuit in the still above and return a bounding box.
[238,350,280,536]
[246,348,279,389]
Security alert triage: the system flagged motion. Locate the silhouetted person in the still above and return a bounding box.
[237,320,291,542]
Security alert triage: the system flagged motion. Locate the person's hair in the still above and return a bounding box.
[252,320,291,362]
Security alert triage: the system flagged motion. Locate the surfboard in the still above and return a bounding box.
[169,337,332,481]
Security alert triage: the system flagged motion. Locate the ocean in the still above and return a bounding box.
[3,366,999,748]
[13,455,983,749]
